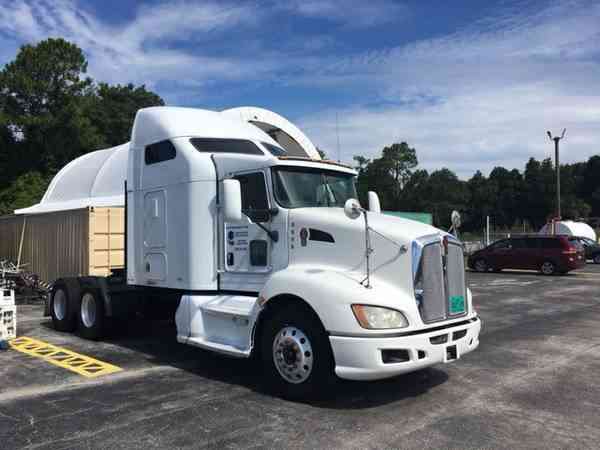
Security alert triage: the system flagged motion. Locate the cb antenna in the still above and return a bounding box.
[336,112,341,163]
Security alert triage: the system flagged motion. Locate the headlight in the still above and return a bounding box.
[351,305,409,329]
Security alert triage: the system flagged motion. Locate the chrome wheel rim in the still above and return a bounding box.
[475,260,487,272]
[81,293,96,328]
[272,326,313,384]
[53,289,67,321]
[542,262,554,275]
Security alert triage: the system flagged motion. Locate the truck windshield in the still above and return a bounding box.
[272,167,357,208]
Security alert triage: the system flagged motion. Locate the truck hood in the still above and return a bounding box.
[288,207,444,288]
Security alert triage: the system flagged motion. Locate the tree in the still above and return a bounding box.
[91,83,164,147]
[0,38,92,119]
[361,157,396,209]
[582,155,600,215]
[522,157,555,228]
[380,142,418,197]
[487,167,524,229]
[0,172,51,215]
[425,168,469,228]
[353,155,371,205]
[400,169,430,211]
[465,170,496,230]
[0,38,100,178]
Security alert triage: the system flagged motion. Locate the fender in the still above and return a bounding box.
[257,267,477,337]
[258,267,411,335]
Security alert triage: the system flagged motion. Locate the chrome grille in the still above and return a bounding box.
[419,243,446,322]
[413,235,467,323]
[447,243,467,316]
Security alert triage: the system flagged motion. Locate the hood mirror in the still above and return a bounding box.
[344,198,362,220]
[367,191,381,213]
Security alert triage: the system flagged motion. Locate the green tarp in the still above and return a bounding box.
[382,211,433,225]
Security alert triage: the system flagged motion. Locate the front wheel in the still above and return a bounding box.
[593,254,600,264]
[260,305,335,399]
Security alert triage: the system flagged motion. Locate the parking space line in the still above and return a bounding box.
[9,336,122,378]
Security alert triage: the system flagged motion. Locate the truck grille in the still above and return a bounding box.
[413,237,467,323]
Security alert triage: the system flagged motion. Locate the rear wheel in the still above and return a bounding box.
[474,258,488,272]
[260,305,335,399]
[540,260,557,275]
[593,254,600,264]
[77,290,105,340]
[50,283,76,332]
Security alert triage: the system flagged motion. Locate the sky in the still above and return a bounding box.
[0,0,599,178]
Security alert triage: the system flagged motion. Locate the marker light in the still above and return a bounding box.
[351,305,409,329]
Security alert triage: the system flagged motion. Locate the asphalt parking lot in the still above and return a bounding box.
[2,265,600,449]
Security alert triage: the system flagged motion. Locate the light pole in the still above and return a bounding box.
[547,129,566,222]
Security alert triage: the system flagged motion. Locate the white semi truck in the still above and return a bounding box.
[48,107,481,396]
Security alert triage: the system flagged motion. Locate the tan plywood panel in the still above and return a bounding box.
[90,207,125,275]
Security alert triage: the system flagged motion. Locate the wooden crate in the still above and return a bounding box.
[0,207,124,282]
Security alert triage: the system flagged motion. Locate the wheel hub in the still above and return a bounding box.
[81,293,96,328]
[53,289,67,321]
[272,326,313,384]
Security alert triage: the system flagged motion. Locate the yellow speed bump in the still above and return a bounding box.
[9,336,122,378]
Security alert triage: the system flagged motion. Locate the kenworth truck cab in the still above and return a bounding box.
[49,107,481,397]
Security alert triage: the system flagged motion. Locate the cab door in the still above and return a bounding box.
[221,171,277,292]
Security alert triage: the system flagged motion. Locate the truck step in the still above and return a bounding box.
[179,335,250,358]
[200,295,257,319]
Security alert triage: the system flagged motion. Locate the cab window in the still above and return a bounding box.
[234,172,269,223]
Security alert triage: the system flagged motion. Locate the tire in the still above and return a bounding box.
[474,258,488,273]
[50,283,76,332]
[260,305,335,399]
[593,254,600,264]
[77,289,105,340]
[540,260,557,276]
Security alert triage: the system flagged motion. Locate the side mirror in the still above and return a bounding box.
[367,191,381,213]
[344,198,362,220]
[222,179,242,222]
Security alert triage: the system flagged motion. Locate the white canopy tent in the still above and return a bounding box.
[15,107,320,215]
[15,143,129,215]
[222,106,320,159]
[539,220,597,242]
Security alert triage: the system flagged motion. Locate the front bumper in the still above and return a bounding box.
[329,317,481,381]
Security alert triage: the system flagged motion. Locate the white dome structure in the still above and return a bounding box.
[15,143,129,215]
[16,106,321,215]
[539,220,597,241]
[222,107,320,159]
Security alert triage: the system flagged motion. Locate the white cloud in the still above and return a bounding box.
[282,0,408,27]
[296,1,600,177]
[0,0,598,179]
[0,0,272,98]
